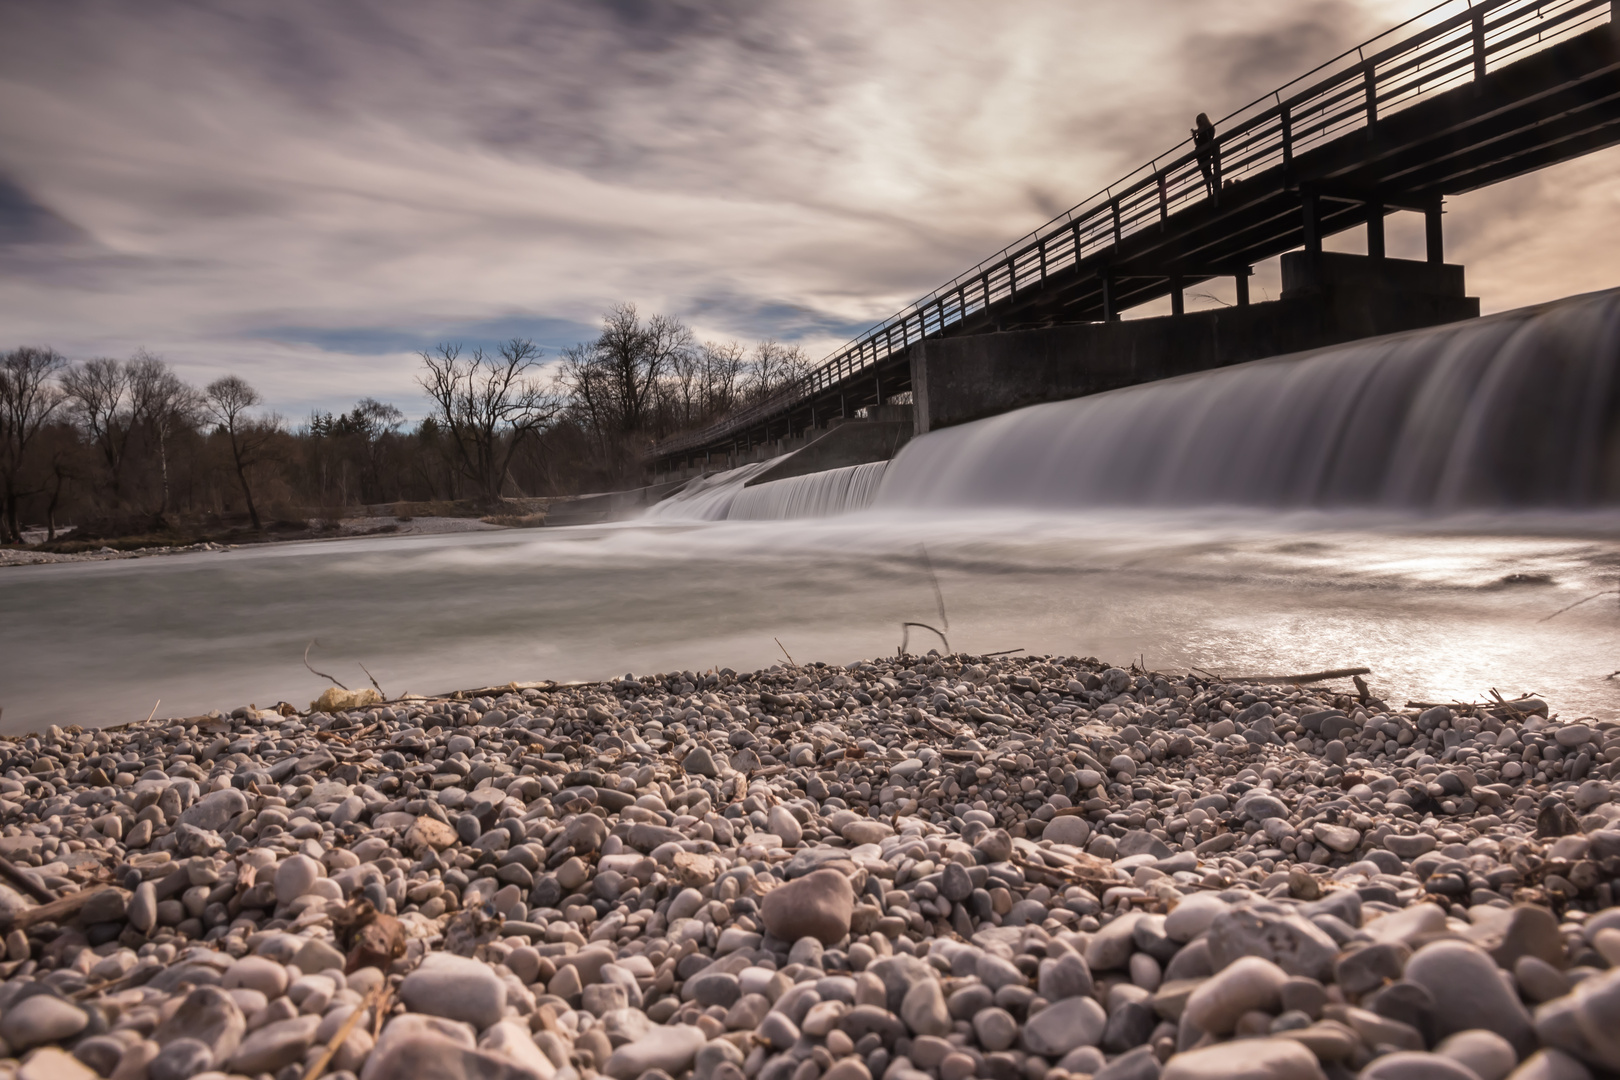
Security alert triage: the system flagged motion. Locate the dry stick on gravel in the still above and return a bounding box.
[774,637,796,667]
[900,544,953,657]
[359,662,387,700]
[0,885,118,932]
[899,622,951,656]
[302,981,383,1080]
[370,982,394,1040]
[920,543,949,633]
[0,852,54,903]
[1224,666,1372,685]
[304,640,349,690]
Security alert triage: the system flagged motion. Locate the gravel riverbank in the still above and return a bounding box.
[1,653,1618,1080]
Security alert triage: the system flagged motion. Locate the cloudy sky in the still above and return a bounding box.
[4,0,1619,420]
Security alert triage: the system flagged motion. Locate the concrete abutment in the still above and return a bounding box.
[910,251,1479,434]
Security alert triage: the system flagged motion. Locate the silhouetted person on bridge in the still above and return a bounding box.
[1192,112,1219,199]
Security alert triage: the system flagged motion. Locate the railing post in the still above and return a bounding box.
[1111,199,1123,245]
[1280,104,1293,173]
[1473,10,1487,80]
[1038,239,1048,280]
[1008,255,1018,295]
[1364,61,1378,135]
[1157,172,1169,226]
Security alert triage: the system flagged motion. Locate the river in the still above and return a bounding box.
[2,510,1617,732]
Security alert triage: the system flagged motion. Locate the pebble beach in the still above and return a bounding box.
[1,653,1618,1080]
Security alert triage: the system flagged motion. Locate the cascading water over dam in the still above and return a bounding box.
[647,460,888,521]
[877,289,1620,512]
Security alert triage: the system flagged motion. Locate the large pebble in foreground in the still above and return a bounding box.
[760,868,855,945]
[398,953,508,1029]
[1161,1038,1326,1080]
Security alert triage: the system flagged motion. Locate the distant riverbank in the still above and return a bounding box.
[0,515,508,568]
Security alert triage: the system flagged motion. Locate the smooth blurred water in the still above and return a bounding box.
[3,510,1619,733]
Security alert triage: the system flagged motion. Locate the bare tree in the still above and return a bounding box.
[593,303,694,435]
[203,375,278,530]
[417,339,562,504]
[61,356,134,501]
[700,340,748,417]
[748,339,811,402]
[128,351,201,514]
[557,342,615,458]
[0,346,68,542]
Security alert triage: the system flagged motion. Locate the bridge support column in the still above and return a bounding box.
[1102,274,1120,321]
[1367,200,1386,259]
[1170,276,1185,316]
[1426,200,1445,264]
[1235,267,1250,307]
[1302,193,1322,256]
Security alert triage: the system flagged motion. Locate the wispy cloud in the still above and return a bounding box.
[1,0,1616,418]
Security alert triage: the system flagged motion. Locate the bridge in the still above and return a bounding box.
[649,0,1620,469]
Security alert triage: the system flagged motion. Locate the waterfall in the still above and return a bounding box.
[648,460,889,521]
[876,289,1620,511]
[728,461,889,520]
[644,458,784,521]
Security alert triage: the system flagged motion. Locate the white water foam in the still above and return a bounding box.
[650,459,888,521]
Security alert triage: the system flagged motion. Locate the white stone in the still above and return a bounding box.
[603,1023,707,1080]
[1021,996,1107,1056]
[1161,1038,1326,1080]
[273,854,322,903]
[400,953,508,1030]
[1184,956,1289,1035]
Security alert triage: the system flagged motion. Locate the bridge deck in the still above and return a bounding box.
[652,0,1620,465]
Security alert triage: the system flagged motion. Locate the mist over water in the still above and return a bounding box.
[2,511,1619,733]
[6,292,1620,733]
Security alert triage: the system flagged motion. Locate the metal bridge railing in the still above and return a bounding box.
[651,0,1612,459]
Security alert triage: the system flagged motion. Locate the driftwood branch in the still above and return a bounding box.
[900,622,951,656]
[919,544,949,631]
[359,663,387,700]
[301,981,383,1080]
[304,641,349,690]
[1225,666,1371,685]
[0,885,119,932]
[774,637,796,667]
[0,854,54,904]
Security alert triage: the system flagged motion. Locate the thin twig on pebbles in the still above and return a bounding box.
[304,640,349,690]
